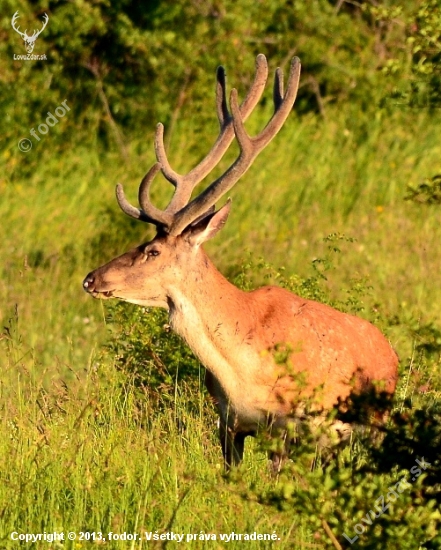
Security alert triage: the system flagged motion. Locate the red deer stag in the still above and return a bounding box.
[83,55,398,470]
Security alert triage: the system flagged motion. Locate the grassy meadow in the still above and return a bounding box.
[1,93,441,549]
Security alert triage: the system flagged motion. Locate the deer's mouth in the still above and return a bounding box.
[87,289,115,299]
[99,290,114,299]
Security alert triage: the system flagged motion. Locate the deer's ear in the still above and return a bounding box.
[185,200,231,247]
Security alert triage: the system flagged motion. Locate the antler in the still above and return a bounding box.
[11,12,27,39]
[35,13,49,37]
[11,11,48,39]
[116,54,301,235]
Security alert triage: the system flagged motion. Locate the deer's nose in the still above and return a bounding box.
[83,273,95,292]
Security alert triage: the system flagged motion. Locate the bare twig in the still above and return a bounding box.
[165,68,192,151]
[84,58,129,161]
[334,0,345,14]
[322,519,343,550]
[300,75,326,118]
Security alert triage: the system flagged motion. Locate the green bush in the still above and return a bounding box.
[103,302,201,399]
[252,404,441,549]
[4,0,440,158]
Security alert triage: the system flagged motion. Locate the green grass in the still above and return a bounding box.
[0,356,305,549]
[1,102,441,548]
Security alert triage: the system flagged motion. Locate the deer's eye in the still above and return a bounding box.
[145,248,160,258]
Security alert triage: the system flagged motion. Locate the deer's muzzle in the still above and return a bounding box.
[82,273,114,299]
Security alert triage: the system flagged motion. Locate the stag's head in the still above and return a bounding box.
[12,11,48,54]
[83,55,301,307]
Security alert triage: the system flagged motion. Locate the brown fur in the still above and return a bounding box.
[84,229,398,469]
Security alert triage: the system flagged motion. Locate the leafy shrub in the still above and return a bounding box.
[252,400,441,549]
[368,1,441,109]
[232,234,372,317]
[5,0,440,158]
[103,302,202,400]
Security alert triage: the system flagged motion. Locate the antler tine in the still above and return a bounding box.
[253,57,300,149]
[216,65,229,127]
[273,67,284,109]
[116,167,166,227]
[154,123,179,188]
[168,56,301,236]
[137,162,174,226]
[116,184,147,221]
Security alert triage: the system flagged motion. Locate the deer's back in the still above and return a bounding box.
[247,286,398,412]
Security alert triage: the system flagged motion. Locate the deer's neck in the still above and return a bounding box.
[166,249,258,405]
